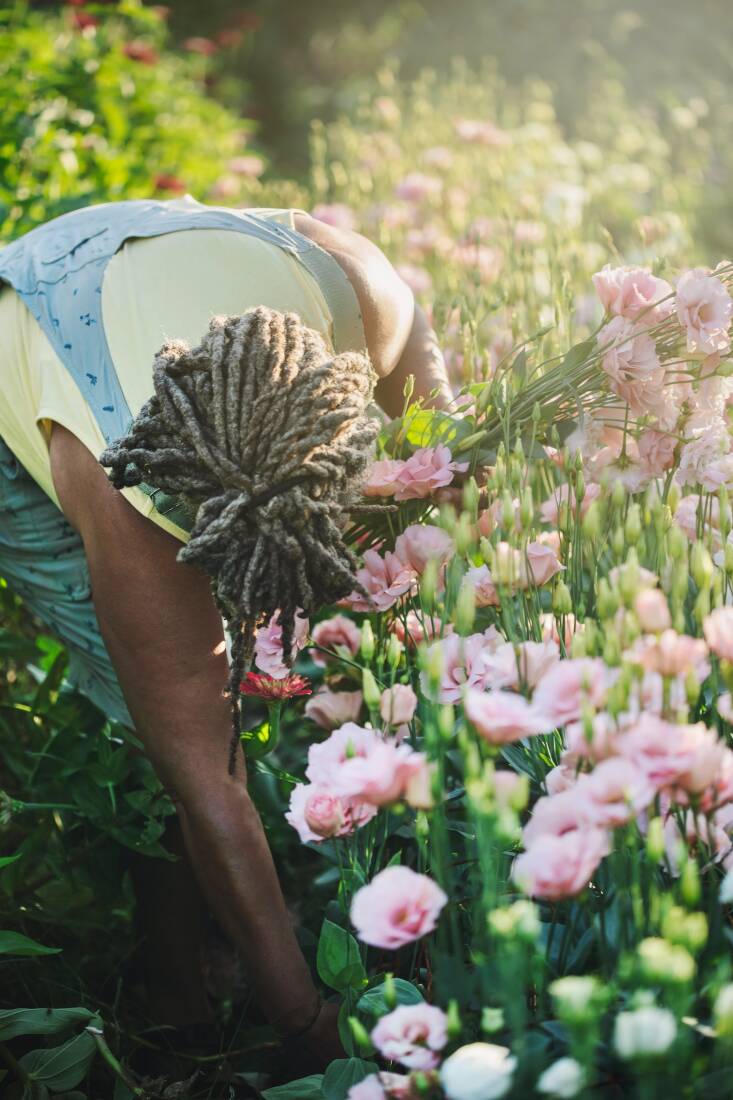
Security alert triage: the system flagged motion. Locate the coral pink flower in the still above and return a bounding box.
[395,524,454,574]
[464,564,500,608]
[380,684,418,726]
[465,689,551,744]
[579,758,655,827]
[526,541,564,586]
[704,607,733,661]
[311,614,362,666]
[312,203,357,231]
[598,316,665,415]
[592,264,673,324]
[350,866,448,948]
[305,689,363,731]
[532,658,611,727]
[363,459,407,498]
[239,672,312,700]
[254,610,309,679]
[676,269,733,355]
[286,783,377,843]
[344,550,418,612]
[371,1004,448,1071]
[630,630,709,679]
[393,446,469,502]
[512,828,610,900]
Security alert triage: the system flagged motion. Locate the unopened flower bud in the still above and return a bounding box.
[446,1000,462,1039]
[691,542,714,590]
[360,620,375,661]
[625,503,642,545]
[348,1016,373,1052]
[612,480,626,509]
[582,501,601,541]
[725,543,733,576]
[714,984,733,1038]
[634,589,671,633]
[597,578,618,620]
[552,581,573,616]
[362,668,382,710]
[463,477,480,517]
[502,491,515,531]
[455,513,474,555]
[520,488,534,529]
[454,580,477,635]
[383,972,397,1009]
[421,558,440,608]
[481,1007,505,1033]
[681,859,701,907]
[646,817,665,863]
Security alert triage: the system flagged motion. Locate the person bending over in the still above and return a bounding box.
[0,196,452,1081]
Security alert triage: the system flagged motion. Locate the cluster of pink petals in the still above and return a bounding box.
[598,315,666,416]
[593,264,674,325]
[394,524,454,575]
[351,865,448,948]
[380,684,418,726]
[453,118,509,145]
[540,482,602,524]
[254,609,309,679]
[465,688,551,744]
[512,827,611,900]
[348,1074,414,1100]
[344,550,418,613]
[371,1004,448,1070]
[363,447,468,502]
[676,268,732,356]
[311,614,362,666]
[306,722,430,809]
[390,611,452,647]
[394,172,443,203]
[704,607,733,661]
[305,688,364,730]
[286,783,377,844]
[627,629,710,680]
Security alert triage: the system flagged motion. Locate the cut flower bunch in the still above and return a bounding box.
[249,257,733,1100]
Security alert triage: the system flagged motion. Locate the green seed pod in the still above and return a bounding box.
[360,620,375,662]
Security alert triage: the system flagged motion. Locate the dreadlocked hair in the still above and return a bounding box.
[100,306,381,773]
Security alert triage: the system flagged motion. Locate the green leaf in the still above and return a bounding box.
[261,1074,324,1099]
[316,919,367,993]
[322,1058,379,1100]
[0,931,61,956]
[0,1008,95,1041]
[0,853,21,872]
[357,978,424,1017]
[19,1020,100,1092]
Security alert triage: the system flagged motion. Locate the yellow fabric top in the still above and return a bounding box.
[0,208,334,543]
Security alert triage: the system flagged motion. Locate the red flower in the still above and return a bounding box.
[239,673,312,701]
[217,28,244,49]
[153,173,186,193]
[123,40,159,65]
[71,10,98,29]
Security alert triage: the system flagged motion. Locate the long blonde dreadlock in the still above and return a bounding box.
[100,307,379,772]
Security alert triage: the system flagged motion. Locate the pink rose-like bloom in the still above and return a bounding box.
[372,1004,448,1071]
[480,642,521,691]
[363,459,408,498]
[539,483,602,525]
[512,828,611,900]
[286,783,377,843]
[311,614,362,666]
[634,589,672,633]
[345,550,418,613]
[422,629,502,704]
[630,630,709,680]
[306,723,380,787]
[514,220,546,245]
[517,640,560,690]
[598,316,665,414]
[663,810,733,876]
[526,541,564,586]
[380,684,418,726]
[465,689,551,744]
[676,269,733,355]
[395,173,443,203]
[564,712,623,765]
[254,609,309,679]
[522,789,589,845]
[579,757,656,828]
[592,264,673,324]
[305,689,364,731]
[391,611,452,647]
[393,446,469,502]
[337,742,429,807]
[351,866,448,948]
[347,1077,386,1100]
[532,658,611,728]
[704,607,733,661]
[395,524,454,574]
[312,203,357,231]
[700,454,733,493]
[637,429,677,477]
[545,764,578,795]
[464,564,499,608]
[618,714,723,793]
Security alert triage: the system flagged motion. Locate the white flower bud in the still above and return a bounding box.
[537,1057,584,1098]
[440,1043,516,1100]
[613,1005,677,1059]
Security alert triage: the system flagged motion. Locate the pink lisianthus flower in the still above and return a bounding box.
[532,658,612,727]
[350,866,448,948]
[564,712,623,765]
[335,742,430,807]
[578,757,656,828]
[393,446,469,502]
[592,264,674,324]
[663,809,733,875]
[545,764,579,795]
[347,1078,386,1100]
[286,783,377,843]
[394,173,443,203]
[629,629,709,680]
[421,629,503,704]
[396,264,433,296]
[704,607,733,661]
[344,550,418,612]
[363,459,408,498]
[526,541,564,586]
[634,589,672,633]
[311,614,362,666]
[306,723,381,787]
[371,1004,448,1071]
[463,564,500,608]
[254,609,309,679]
[305,689,364,731]
[390,611,453,647]
[512,828,611,900]
[312,202,357,231]
[637,429,678,477]
[465,689,551,744]
[676,268,733,356]
[598,316,666,415]
[618,714,723,793]
[453,118,509,145]
[516,640,561,689]
[539,482,602,525]
[380,684,418,726]
[395,524,454,575]
[522,789,590,845]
